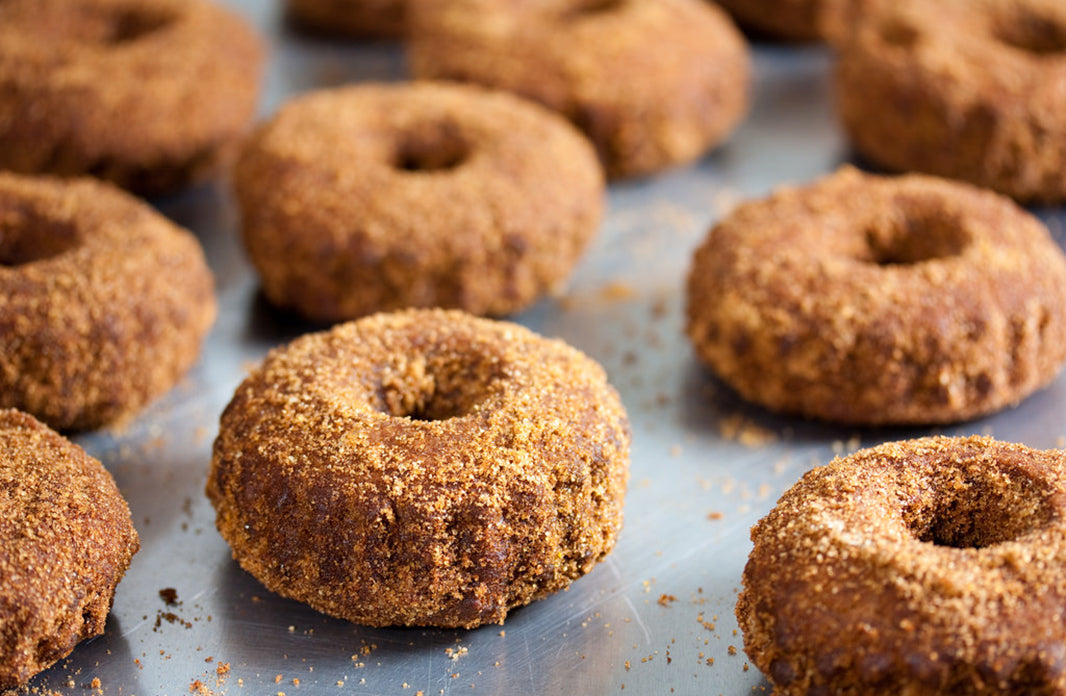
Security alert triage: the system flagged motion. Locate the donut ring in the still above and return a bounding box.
[685,167,1066,425]
[206,309,630,628]
[407,0,750,179]
[0,409,139,687]
[235,81,604,323]
[286,0,408,38]
[738,436,1066,695]
[713,0,875,41]
[0,173,217,431]
[834,0,1066,202]
[0,0,264,195]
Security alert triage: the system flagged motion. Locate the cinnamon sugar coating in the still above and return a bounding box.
[0,0,264,194]
[686,167,1066,425]
[714,0,878,41]
[207,309,630,628]
[834,0,1066,202]
[738,436,1066,695]
[407,0,750,179]
[0,173,217,431]
[0,409,139,687]
[286,0,408,38]
[235,82,604,323]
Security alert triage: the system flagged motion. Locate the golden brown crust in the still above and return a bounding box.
[0,409,139,687]
[0,0,264,194]
[738,436,1066,695]
[834,0,1066,202]
[685,167,1066,425]
[407,0,750,179]
[206,309,630,628]
[286,0,408,38]
[235,81,604,323]
[714,0,879,42]
[0,173,217,431]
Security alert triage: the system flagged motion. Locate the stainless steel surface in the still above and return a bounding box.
[32,4,1066,694]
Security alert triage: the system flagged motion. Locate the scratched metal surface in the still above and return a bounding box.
[30,3,1066,695]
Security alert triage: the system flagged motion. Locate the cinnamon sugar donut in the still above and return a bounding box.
[0,0,264,194]
[0,173,217,431]
[738,436,1066,695]
[835,0,1066,202]
[207,309,630,628]
[0,409,139,687]
[286,0,408,38]
[235,81,604,323]
[407,0,750,179]
[685,167,1066,425]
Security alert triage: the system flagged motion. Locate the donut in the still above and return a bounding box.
[0,409,139,687]
[286,0,408,38]
[685,167,1066,425]
[407,0,750,179]
[206,309,630,628]
[713,0,876,41]
[0,0,264,195]
[0,172,217,431]
[234,81,604,323]
[738,435,1066,695]
[834,0,1066,202]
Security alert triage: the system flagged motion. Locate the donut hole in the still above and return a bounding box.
[906,474,1055,549]
[51,4,176,46]
[995,8,1066,55]
[379,355,502,421]
[862,208,970,266]
[877,19,921,49]
[392,128,470,174]
[0,204,81,266]
[565,0,626,18]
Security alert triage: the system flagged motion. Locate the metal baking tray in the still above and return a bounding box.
[32,3,1066,694]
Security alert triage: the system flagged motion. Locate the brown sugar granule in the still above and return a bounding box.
[0,410,139,687]
[738,436,1066,694]
[207,309,630,628]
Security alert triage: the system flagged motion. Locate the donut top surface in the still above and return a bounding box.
[0,409,139,687]
[686,166,1066,424]
[740,436,1066,693]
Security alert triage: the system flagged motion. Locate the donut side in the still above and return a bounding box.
[685,167,1066,425]
[207,309,630,628]
[0,0,264,194]
[738,436,1066,695]
[0,173,217,430]
[834,0,1066,202]
[408,0,751,179]
[235,82,604,322]
[0,409,139,687]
